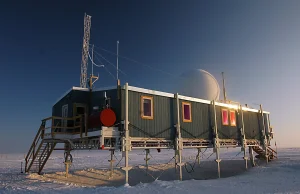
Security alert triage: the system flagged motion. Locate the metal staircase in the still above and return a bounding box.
[25,120,56,174]
[253,146,277,161]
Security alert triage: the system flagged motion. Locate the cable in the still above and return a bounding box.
[103,65,116,80]
[90,44,178,77]
[88,50,117,80]
[92,49,128,76]
[91,48,146,87]
[88,51,104,68]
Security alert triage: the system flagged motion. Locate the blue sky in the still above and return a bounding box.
[0,0,299,153]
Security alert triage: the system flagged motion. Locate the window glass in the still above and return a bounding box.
[222,109,229,125]
[230,111,236,126]
[182,102,192,122]
[183,104,191,120]
[143,98,152,117]
[141,96,153,119]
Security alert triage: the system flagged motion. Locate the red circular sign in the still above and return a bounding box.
[100,108,116,127]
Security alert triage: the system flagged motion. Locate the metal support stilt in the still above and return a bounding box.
[240,105,248,170]
[215,148,221,179]
[122,83,132,186]
[175,93,183,181]
[65,161,71,178]
[243,147,248,170]
[178,147,183,181]
[249,147,255,167]
[260,104,268,164]
[108,149,115,178]
[64,146,72,178]
[213,100,221,178]
[197,148,201,165]
[144,149,150,172]
[174,150,177,173]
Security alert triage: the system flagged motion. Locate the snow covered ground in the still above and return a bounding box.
[1,147,300,193]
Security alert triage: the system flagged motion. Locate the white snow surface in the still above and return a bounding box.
[1,148,300,193]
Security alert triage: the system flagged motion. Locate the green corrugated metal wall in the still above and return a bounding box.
[120,89,268,142]
[121,90,175,139]
[52,88,268,143]
[243,111,262,140]
[179,100,212,139]
[215,106,240,140]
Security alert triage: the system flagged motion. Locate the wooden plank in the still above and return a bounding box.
[52,132,81,134]
[51,116,74,120]
[42,116,53,121]
[50,126,81,129]
[38,143,56,174]
[51,118,54,138]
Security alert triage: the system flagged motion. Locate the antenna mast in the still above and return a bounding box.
[91,44,94,75]
[117,41,120,87]
[80,13,92,88]
[117,40,119,80]
[222,72,227,102]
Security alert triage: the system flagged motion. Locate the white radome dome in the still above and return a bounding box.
[177,69,220,100]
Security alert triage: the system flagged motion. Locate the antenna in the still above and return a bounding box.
[117,41,120,87]
[80,13,92,88]
[117,40,119,81]
[92,44,94,76]
[222,72,227,102]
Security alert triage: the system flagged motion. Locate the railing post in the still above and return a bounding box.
[51,117,54,138]
[33,142,35,159]
[80,116,83,138]
[85,113,88,137]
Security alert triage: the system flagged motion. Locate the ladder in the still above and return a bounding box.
[253,146,277,161]
[25,121,56,174]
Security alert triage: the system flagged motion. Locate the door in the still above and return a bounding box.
[73,103,87,133]
[62,104,68,131]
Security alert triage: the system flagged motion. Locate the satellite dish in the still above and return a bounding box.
[177,69,220,100]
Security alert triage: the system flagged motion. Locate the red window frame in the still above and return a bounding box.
[230,110,236,126]
[222,109,229,125]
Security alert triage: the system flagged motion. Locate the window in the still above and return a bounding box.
[230,110,236,126]
[182,102,192,122]
[141,96,153,119]
[222,109,229,125]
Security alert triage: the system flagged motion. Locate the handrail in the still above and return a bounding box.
[44,132,81,135]
[26,115,84,173]
[267,146,277,154]
[42,115,84,138]
[27,115,84,161]
[25,124,44,162]
[43,115,82,121]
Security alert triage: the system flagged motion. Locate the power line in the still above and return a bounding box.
[90,48,144,87]
[92,49,128,76]
[103,66,116,80]
[90,44,178,77]
[88,51,116,81]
